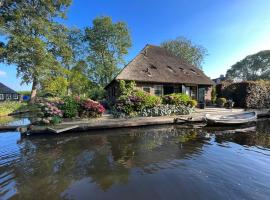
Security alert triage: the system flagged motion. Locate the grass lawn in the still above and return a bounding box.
[0,101,37,117]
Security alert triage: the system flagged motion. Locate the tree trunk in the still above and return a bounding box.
[30,77,38,103]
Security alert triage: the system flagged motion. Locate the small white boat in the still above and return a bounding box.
[205,112,257,126]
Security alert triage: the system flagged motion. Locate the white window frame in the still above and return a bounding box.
[0,94,4,100]
[13,94,19,100]
[6,94,12,100]
[154,85,163,96]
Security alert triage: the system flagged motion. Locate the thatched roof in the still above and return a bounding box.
[108,45,214,87]
[0,82,18,94]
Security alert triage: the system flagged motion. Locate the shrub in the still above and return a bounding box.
[119,80,136,96]
[36,101,63,124]
[133,90,161,109]
[140,104,193,117]
[188,100,198,108]
[216,98,227,107]
[78,99,105,118]
[162,93,191,106]
[217,81,270,108]
[211,86,217,104]
[60,96,79,118]
[114,95,143,116]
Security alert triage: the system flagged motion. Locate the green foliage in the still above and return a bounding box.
[85,16,132,87]
[217,81,270,108]
[60,96,79,118]
[88,86,105,101]
[211,87,217,104]
[140,104,193,117]
[133,90,162,109]
[0,101,26,116]
[216,98,227,107]
[0,0,73,101]
[17,91,31,96]
[187,100,198,108]
[226,50,270,81]
[119,80,136,96]
[162,93,191,106]
[51,116,62,125]
[161,36,207,69]
[41,76,69,97]
[69,62,93,96]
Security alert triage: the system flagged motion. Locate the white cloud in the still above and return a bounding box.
[0,70,7,77]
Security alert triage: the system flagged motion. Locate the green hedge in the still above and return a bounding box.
[216,81,270,108]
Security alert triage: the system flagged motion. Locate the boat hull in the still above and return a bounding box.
[205,112,257,126]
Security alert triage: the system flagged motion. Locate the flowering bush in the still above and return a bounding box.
[36,101,63,124]
[79,99,105,118]
[113,95,143,117]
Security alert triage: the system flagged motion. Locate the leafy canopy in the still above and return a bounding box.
[161,36,207,69]
[226,50,270,81]
[85,16,132,87]
[0,0,72,100]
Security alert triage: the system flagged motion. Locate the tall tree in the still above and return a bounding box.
[226,50,270,81]
[161,36,207,69]
[85,16,132,87]
[0,0,72,102]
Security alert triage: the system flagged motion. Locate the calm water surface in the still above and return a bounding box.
[0,120,270,200]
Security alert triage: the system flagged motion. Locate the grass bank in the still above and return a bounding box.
[0,101,38,117]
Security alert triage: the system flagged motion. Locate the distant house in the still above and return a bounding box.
[0,82,20,101]
[212,75,226,84]
[105,45,214,103]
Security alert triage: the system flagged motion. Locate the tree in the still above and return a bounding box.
[69,60,93,96]
[65,28,88,95]
[226,50,270,81]
[161,36,207,69]
[0,0,72,102]
[85,16,132,87]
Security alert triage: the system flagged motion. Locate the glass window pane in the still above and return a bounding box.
[143,87,150,93]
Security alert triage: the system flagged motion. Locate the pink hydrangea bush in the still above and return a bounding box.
[79,99,105,118]
[36,101,63,124]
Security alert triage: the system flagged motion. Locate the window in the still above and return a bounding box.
[0,94,4,100]
[143,87,151,93]
[185,87,191,96]
[13,94,18,100]
[6,94,11,100]
[154,85,163,96]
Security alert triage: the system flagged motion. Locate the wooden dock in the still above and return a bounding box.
[0,107,268,136]
[22,116,183,135]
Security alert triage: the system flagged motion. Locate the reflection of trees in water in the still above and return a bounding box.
[216,132,270,148]
[215,120,270,148]
[8,126,207,198]
[107,126,207,174]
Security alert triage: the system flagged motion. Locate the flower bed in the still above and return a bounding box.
[112,90,194,118]
[34,96,105,125]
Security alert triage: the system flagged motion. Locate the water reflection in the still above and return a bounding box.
[0,120,270,200]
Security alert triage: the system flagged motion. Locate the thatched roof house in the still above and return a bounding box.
[105,45,214,103]
[0,82,20,101]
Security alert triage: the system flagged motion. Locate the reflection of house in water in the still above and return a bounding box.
[10,126,208,197]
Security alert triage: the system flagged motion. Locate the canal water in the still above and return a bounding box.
[0,119,269,200]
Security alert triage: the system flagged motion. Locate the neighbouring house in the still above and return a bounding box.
[105,45,214,104]
[0,82,20,101]
[212,74,226,84]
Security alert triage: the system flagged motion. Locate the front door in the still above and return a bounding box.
[198,87,205,103]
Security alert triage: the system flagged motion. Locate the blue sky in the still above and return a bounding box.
[1,0,270,91]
